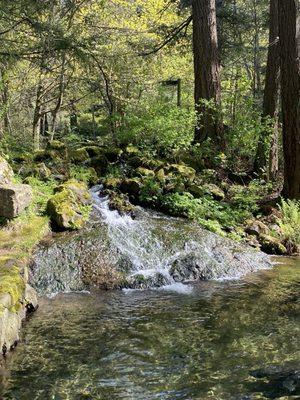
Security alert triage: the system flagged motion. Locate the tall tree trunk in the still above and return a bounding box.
[33,77,43,150]
[50,53,66,141]
[254,0,280,175]
[279,0,300,199]
[192,0,224,147]
[0,68,11,137]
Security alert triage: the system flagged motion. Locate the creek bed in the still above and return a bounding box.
[1,258,300,400]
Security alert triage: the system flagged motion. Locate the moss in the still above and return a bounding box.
[47,140,66,151]
[136,167,155,177]
[69,148,90,163]
[0,265,25,307]
[47,180,91,230]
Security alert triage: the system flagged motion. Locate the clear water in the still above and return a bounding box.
[1,258,299,400]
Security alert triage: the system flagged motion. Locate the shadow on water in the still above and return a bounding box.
[0,258,299,400]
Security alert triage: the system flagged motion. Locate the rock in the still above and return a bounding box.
[203,183,225,200]
[125,145,140,156]
[105,191,135,216]
[90,154,109,176]
[69,148,90,163]
[47,180,91,230]
[136,167,155,177]
[245,220,270,237]
[46,140,66,151]
[188,182,226,200]
[119,178,142,197]
[259,234,287,255]
[167,164,196,181]
[0,156,14,185]
[104,147,123,162]
[103,177,122,190]
[156,168,165,182]
[83,146,103,158]
[24,284,38,312]
[0,184,32,218]
[55,179,91,205]
[33,162,51,180]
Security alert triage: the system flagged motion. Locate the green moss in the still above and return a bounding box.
[0,265,25,307]
[69,148,90,163]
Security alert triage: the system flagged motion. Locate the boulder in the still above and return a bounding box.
[90,154,109,176]
[46,140,66,151]
[167,164,196,181]
[259,234,287,255]
[136,167,155,177]
[0,156,14,185]
[33,162,52,181]
[0,184,32,218]
[245,220,270,237]
[104,147,123,163]
[47,180,91,230]
[119,178,142,197]
[69,148,90,163]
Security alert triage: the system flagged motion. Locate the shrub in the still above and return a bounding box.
[278,199,300,245]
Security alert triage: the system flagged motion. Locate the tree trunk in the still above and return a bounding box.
[192,0,224,147]
[33,78,43,151]
[279,0,300,199]
[50,53,66,141]
[254,0,280,175]
[0,68,11,137]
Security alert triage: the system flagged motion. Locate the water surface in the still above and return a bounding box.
[1,258,300,400]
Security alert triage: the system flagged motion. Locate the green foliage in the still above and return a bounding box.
[139,177,163,205]
[116,102,195,158]
[278,199,300,245]
[23,176,56,215]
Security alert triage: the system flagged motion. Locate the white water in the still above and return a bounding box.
[91,186,192,293]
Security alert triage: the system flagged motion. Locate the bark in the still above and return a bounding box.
[254,0,280,175]
[0,68,11,136]
[50,53,66,141]
[192,0,224,147]
[279,0,300,199]
[33,78,43,150]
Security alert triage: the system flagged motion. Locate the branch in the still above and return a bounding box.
[139,15,192,56]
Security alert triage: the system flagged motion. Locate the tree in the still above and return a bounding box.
[279,0,300,199]
[192,0,224,147]
[254,0,280,178]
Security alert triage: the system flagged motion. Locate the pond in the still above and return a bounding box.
[1,258,299,400]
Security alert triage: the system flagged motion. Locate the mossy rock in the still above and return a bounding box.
[55,179,91,205]
[33,162,52,181]
[104,177,122,190]
[83,146,103,158]
[203,184,225,200]
[125,145,140,156]
[0,265,25,308]
[69,148,90,163]
[48,180,91,230]
[46,140,66,151]
[259,234,287,255]
[0,156,14,185]
[103,147,123,163]
[119,178,142,197]
[167,164,196,181]
[90,155,109,176]
[156,168,165,182]
[105,190,135,216]
[136,167,155,177]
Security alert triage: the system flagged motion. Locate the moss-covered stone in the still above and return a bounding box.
[33,163,52,181]
[119,178,142,197]
[0,156,14,185]
[46,140,66,151]
[136,167,155,177]
[83,146,103,158]
[259,234,287,255]
[104,177,122,190]
[105,190,135,216]
[167,164,196,181]
[0,266,25,308]
[104,147,123,162]
[69,148,90,163]
[47,180,91,230]
[90,154,109,176]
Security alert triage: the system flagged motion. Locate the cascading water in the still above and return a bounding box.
[31,186,272,295]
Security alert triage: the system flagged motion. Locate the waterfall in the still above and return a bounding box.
[31,186,272,296]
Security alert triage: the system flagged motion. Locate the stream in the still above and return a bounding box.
[0,188,299,399]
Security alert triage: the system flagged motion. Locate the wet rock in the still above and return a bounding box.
[0,184,32,218]
[0,156,14,185]
[105,190,135,216]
